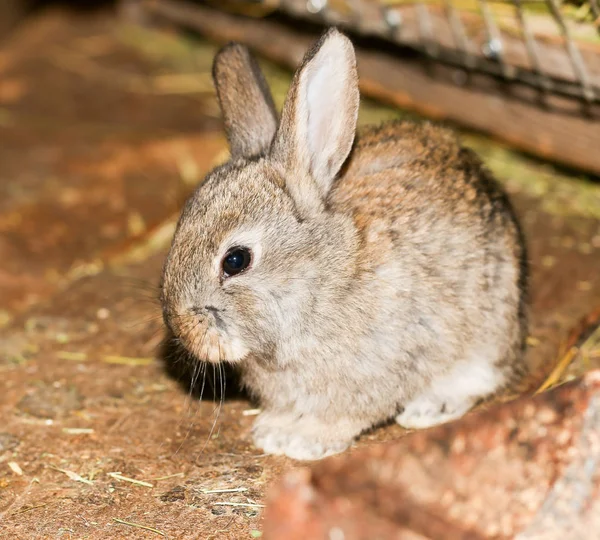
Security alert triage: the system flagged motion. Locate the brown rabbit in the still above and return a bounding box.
[160,29,528,460]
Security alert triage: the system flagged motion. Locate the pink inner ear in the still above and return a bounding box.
[301,38,358,185]
[306,57,334,165]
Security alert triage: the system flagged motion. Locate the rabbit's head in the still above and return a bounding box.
[161,29,361,364]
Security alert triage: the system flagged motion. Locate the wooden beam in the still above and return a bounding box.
[134,0,600,176]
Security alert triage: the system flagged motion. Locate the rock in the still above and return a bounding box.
[263,371,600,539]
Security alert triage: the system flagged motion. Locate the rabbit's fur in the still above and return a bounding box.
[161,29,528,460]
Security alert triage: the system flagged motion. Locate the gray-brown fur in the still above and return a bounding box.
[160,28,528,460]
[213,43,278,158]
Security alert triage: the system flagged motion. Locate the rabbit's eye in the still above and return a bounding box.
[222,247,252,278]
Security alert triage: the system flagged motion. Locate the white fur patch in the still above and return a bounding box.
[225,333,250,362]
[183,320,249,364]
[396,355,502,429]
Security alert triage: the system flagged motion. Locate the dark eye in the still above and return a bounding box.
[221,247,252,278]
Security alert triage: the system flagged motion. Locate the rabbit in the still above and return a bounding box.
[160,28,528,461]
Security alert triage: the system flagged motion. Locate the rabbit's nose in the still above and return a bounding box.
[193,305,226,330]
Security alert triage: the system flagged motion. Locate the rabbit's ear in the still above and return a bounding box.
[213,43,278,159]
[272,29,359,210]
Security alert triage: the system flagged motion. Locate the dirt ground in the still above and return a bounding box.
[1,7,599,539]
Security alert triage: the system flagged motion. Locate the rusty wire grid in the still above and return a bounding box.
[206,0,600,104]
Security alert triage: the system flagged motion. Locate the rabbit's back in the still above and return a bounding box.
[333,121,518,244]
[331,120,528,387]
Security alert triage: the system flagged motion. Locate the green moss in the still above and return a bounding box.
[464,136,600,220]
[117,23,218,73]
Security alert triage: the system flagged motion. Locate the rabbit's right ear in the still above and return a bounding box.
[213,43,278,159]
[270,29,359,215]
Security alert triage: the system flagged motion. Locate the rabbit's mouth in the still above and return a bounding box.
[170,311,249,364]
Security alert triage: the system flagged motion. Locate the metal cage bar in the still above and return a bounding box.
[221,0,600,104]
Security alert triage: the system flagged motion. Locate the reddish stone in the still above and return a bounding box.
[263,372,600,539]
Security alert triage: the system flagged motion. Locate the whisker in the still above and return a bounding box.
[173,373,205,456]
[197,361,208,404]
[123,314,164,331]
[117,277,162,301]
[171,320,207,456]
[211,362,217,408]
[201,356,224,454]
[177,320,208,452]
[216,340,225,409]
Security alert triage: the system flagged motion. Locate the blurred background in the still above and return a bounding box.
[0,1,599,538]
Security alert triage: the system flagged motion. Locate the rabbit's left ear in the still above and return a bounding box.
[272,29,359,209]
[213,43,278,159]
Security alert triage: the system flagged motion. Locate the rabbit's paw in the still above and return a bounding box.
[396,357,499,429]
[251,414,350,460]
[395,394,473,430]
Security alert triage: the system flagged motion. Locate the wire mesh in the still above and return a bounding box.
[211,0,600,104]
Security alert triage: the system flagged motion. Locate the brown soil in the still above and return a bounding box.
[1,7,599,539]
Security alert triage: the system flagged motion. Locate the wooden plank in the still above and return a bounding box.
[134,0,600,176]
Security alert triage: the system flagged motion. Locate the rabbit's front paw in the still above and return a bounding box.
[251,414,350,460]
[395,394,474,430]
